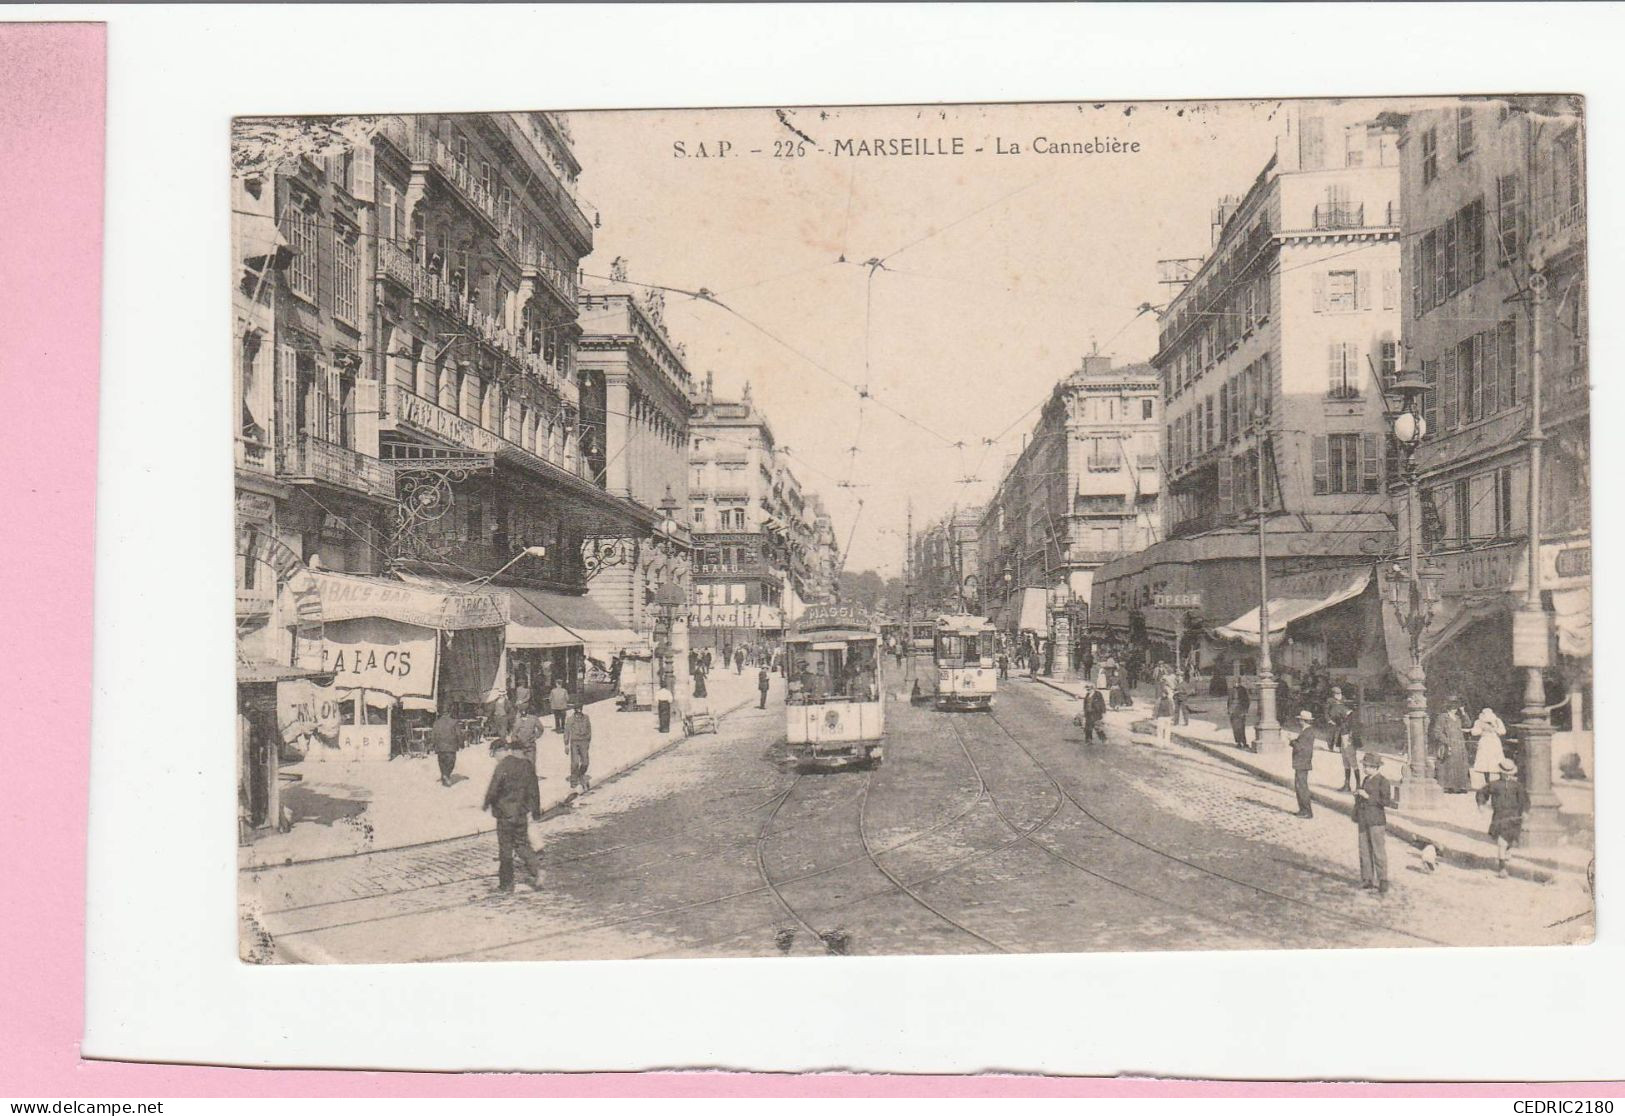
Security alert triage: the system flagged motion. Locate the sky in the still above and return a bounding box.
[561,100,1289,577]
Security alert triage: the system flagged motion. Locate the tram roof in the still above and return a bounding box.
[935,613,994,634]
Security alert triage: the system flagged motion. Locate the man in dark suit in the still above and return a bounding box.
[431,710,460,786]
[1354,751,1397,894]
[1226,673,1251,750]
[1288,711,1317,818]
[482,739,542,892]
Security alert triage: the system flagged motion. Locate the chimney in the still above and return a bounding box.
[704,370,714,407]
[1081,354,1114,377]
[1211,194,1241,247]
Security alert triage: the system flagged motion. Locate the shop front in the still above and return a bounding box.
[307,571,507,760]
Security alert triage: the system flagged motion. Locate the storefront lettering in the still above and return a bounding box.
[319,646,414,679]
[395,388,499,454]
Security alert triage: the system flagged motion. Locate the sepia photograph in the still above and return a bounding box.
[232,96,1593,965]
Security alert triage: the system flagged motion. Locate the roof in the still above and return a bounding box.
[935,614,994,634]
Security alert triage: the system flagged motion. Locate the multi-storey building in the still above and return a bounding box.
[910,507,984,616]
[1092,102,1403,682]
[802,493,841,604]
[687,376,793,658]
[575,284,695,641]
[980,355,1161,664]
[1397,98,1589,743]
[233,114,677,805]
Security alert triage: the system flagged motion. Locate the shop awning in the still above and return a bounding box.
[506,585,642,654]
[1553,585,1592,658]
[500,587,583,649]
[1214,567,1371,646]
[236,660,335,685]
[313,570,505,630]
[1018,587,1048,632]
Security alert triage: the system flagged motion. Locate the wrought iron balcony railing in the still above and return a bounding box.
[276,434,393,498]
[1313,203,1365,231]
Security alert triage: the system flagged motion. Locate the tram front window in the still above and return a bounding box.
[936,634,981,666]
[789,642,879,704]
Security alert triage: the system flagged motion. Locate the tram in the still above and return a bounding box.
[907,619,936,654]
[929,614,998,711]
[784,602,886,769]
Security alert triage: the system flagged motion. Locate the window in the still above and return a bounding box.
[1326,270,1359,312]
[1379,338,1399,386]
[286,198,319,302]
[691,507,705,528]
[1343,126,1364,168]
[1313,433,1376,494]
[1496,173,1523,266]
[1498,317,1520,407]
[1327,342,1360,399]
[1421,127,1438,184]
[1460,198,1485,287]
[333,227,359,323]
[1458,336,1481,424]
[1442,212,1459,295]
[1456,106,1475,160]
[1415,232,1436,317]
[1141,397,1154,420]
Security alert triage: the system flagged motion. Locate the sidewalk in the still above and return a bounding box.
[1031,674,1594,884]
[240,668,764,869]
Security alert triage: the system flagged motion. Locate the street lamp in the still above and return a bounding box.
[1253,415,1282,753]
[1388,373,1440,811]
[650,484,690,701]
[464,544,548,588]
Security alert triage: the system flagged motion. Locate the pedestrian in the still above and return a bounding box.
[1469,707,1508,789]
[1110,670,1132,709]
[1083,683,1107,746]
[513,678,532,721]
[430,708,461,786]
[656,680,673,733]
[511,703,545,765]
[1153,683,1175,746]
[482,738,542,892]
[1288,711,1317,817]
[1124,655,1140,693]
[1226,672,1251,750]
[1276,673,1294,725]
[997,647,1009,680]
[1171,670,1191,725]
[1432,697,1472,793]
[734,647,745,675]
[1327,686,1357,791]
[703,649,713,674]
[693,669,708,699]
[757,666,771,709]
[1043,638,1055,676]
[1354,752,1396,893]
[549,679,571,733]
[565,702,592,793]
[1476,758,1531,878]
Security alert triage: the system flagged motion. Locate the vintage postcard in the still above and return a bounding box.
[233,97,1592,964]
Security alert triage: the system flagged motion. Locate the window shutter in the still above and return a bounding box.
[1421,357,1438,435]
[276,344,297,455]
[1433,230,1447,306]
[1361,432,1380,492]
[1312,271,1327,312]
[1312,435,1330,495]
[1482,329,1499,415]
[1382,269,1397,310]
[1471,334,1485,421]
[1258,275,1271,320]
[1440,348,1459,430]
[1501,318,1520,406]
[1219,382,1229,442]
[1357,270,1373,310]
[1217,454,1233,518]
[351,142,375,202]
[1327,343,1340,394]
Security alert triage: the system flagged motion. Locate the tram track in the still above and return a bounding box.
[982,699,1450,947]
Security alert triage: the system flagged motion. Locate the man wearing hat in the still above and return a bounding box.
[1354,751,1397,894]
[482,737,542,892]
[1287,711,1318,818]
[1326,686,1357,791]
[1475,757,1531,878]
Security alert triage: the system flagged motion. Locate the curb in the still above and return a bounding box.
[1027,672,1576,885]
[242,693,761,872]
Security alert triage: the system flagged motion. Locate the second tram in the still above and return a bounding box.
[930,614,998,711]
[784,603,886,769]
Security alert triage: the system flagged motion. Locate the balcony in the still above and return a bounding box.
[236,437,271,474]
[376,239,416,290]
[277,434,393,500]
[1326,381,1362,401]
[1313,203,1365,231]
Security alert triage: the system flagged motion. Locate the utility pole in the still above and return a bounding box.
[1254,421,1281,752]
[1517,266,1562,845]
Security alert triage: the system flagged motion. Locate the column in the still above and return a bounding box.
[605,371,632,497]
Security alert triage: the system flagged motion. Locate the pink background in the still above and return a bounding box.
[0,17,1620,1100]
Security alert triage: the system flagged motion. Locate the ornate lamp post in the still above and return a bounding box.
[1253,416,1282,753]
[651,486,691,708]
[1388,374,1441,811]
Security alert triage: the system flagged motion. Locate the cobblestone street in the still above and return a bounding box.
[243,664,1592,963]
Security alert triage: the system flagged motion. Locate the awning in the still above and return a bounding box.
[505,585,642,653]
[236,660,335,685]
[313,570,505,630]
[1018,587,1048,632]
[1214,567,1371,646]
[501,587,584,649]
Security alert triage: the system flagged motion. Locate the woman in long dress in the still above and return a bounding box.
[1431,703,1472,792]
[1469,707,1508,788]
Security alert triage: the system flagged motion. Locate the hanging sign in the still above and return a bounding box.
[317,617,440,698]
